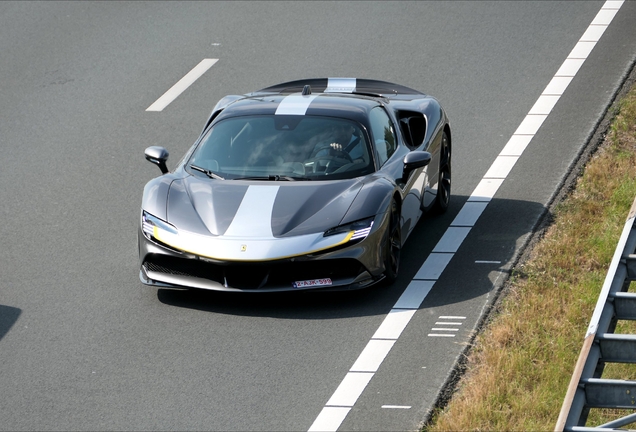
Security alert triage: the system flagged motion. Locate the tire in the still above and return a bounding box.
[433,131,451,213]
[383,199,401,284]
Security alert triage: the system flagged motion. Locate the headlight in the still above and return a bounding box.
[142,211,178,240]
[324,216,374,241]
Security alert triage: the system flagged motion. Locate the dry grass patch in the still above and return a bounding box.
[427,83,636,431]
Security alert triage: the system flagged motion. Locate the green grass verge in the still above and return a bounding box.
[426,80,636,431]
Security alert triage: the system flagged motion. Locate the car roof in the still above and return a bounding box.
[214,93,381,124]
[210,78,430,125]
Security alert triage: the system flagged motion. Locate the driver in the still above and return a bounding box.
[312,123,357,159]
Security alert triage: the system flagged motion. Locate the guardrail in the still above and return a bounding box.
[556,196,636,431]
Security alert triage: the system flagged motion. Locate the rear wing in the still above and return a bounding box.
[251,78,426,98]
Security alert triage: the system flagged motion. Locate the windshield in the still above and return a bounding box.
[188,115,373,180]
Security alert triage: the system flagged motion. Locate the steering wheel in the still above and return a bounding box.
[311,144,354,160]
[329,148,353,163]
[307,145,354,173]
[309,157,352,174]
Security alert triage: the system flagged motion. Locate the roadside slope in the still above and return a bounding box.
[426,75,636,430]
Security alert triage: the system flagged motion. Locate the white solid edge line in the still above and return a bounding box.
[555,58,585,77]
[307,2,623,429]
[500,135,533,156]
[146,58,218,112]
[514,114,548,135]
[432,227,471,253]
[568,41,597,59]
[451,201,489,227]
[326,372,374,407]
[602,0,623,10]
[350,340,395,373]
[467,179,505,202]
[413,253,454,280]
[393,280,435,309]
[580,25,608,42]
[543,76,574,96]
[484,156,519,179]
[591,8,619,25]
[529,95,561,115]
[372,309,417,340]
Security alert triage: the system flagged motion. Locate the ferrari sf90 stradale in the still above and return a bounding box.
[139,78,451,292]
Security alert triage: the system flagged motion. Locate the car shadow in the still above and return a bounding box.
[157,193,548,319]
[0,305,22,342]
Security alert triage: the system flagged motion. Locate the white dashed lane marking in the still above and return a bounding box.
[146,58,218,112]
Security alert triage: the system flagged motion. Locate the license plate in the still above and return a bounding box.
[292,278,332,288]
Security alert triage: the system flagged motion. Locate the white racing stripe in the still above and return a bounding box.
[153,183,355,261]
[146,58,218,112]
[224,185,279,237]
[307,2,624,430]
[325,77,357,93]
[275,95,318,115]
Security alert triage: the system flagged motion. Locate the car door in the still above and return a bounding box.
[368,106,426,240]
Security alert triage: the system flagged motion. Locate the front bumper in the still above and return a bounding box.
[138,213,390,293]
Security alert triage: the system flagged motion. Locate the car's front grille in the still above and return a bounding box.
[146,258,223,280]
[143,254,365,290]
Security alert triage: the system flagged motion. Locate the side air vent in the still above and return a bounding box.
[398,111,427,149]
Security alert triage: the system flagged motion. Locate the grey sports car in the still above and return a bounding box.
[139,78,451,292]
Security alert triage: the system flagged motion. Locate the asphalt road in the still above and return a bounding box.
[1,1,635,431]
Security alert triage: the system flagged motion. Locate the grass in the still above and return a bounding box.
[426,79,636,431]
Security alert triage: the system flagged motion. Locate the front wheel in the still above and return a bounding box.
[383,199,401,284]
[433,131,451,213]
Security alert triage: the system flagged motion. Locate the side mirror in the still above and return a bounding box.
[402,151,431,182]
[145,146,169,174]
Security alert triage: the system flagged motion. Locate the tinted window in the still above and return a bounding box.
[188,116,373,180]
[369,107,397,166]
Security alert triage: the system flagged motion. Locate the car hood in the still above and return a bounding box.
[166,176,365,238]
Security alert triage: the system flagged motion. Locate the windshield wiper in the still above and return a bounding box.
[190,164,225,180]
[232,175,308,181]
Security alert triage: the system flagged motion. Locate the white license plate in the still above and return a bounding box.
[292,278,332,288]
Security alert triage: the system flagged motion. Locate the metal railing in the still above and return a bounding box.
[556,197,636,431]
